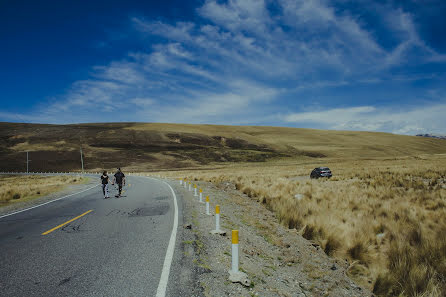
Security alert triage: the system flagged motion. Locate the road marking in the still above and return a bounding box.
[42,210,93,235]
[0,184,99,219]
[142,178,178,297]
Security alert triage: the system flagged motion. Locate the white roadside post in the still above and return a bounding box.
[211,205,225,235]
[180,179,183,185]
[205,195,210,215]
[188,182,192,192]
[215,205,221,230]
[194,184,198,197]
[184,179,187,189]
[231,230,239,273]
[199,188,203,203]
[228,230,250,285]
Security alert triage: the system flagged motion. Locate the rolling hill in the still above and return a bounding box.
[1,122,445,172]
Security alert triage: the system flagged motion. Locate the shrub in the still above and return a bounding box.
[347,240,369,264]
[324,235,341,256]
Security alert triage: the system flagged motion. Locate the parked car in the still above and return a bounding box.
[310,167,332,179]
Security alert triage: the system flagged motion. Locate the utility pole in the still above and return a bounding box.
[80,146,84,174]
[26,151,31,174]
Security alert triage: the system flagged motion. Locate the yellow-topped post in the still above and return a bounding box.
[194,184,198,197]
[211,205,225,235]
[199,188,203,202]
[215,205,221,231]
[205,195,210,215]
[231,230,239,272]
[188,181,192,191]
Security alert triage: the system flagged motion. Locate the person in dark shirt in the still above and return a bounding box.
[100,171,110,199]
[112,168,126,197]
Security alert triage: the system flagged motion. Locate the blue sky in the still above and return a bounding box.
[1,0,446,135]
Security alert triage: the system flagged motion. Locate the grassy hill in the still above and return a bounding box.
[1,122,445,172]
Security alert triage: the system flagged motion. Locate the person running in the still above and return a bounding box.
[101,171,110,199]
[112,168,126,197]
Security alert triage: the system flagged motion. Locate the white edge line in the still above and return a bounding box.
[0,184,100,219]
[143,177,178,297]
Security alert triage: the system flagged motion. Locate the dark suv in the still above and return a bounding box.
[310,167,332,179]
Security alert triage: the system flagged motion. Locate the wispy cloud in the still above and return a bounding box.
[4,0,446,134]
[284,103,446,135]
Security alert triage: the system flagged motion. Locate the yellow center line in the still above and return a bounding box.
[42,210,93,235]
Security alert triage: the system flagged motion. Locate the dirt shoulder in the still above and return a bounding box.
[0,175,97,217]
[174,179,372,297]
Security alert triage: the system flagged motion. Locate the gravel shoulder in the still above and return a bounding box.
[0,175,98,217]
[173,179,372,297]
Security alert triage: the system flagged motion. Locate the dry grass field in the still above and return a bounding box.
[0,175,87,207]
[158,154,446,297]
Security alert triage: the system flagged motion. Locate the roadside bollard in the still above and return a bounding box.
[199,188,203,203]
[188,182,192,191]
[180,179,183,185]
[210,205,225,235]
[231,230,239,272]
[215,205,221,230]
[194,184,198,197]
[228,230,250,285]
[205,196,210,215]
[184,180,187,189]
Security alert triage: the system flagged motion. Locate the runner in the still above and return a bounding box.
[100,171,110,199]
[112,168,126,197]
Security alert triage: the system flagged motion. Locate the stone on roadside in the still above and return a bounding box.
[228,270,251,287]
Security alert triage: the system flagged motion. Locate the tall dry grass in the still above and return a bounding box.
[0,175,87,206]
[158,155,446,296]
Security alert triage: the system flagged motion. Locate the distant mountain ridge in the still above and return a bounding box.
[416,134,446,140]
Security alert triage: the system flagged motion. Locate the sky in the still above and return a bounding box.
[1,0,446,135]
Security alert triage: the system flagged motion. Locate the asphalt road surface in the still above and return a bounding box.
[0,176,186,297]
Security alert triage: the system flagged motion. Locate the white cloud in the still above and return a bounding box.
[285,106,376,123]
[284,103,446,135]
[130,98,155,107]
[198,0,271,33]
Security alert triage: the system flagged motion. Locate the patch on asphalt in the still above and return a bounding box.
[61,223,82,233]
[58,277,71,286]
[128,203,169,217]
[154,196,169,201]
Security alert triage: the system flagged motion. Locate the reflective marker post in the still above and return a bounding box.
[231,230,239,273]
[205,196,210,215]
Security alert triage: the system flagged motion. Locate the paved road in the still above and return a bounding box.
[0,176,185,297]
